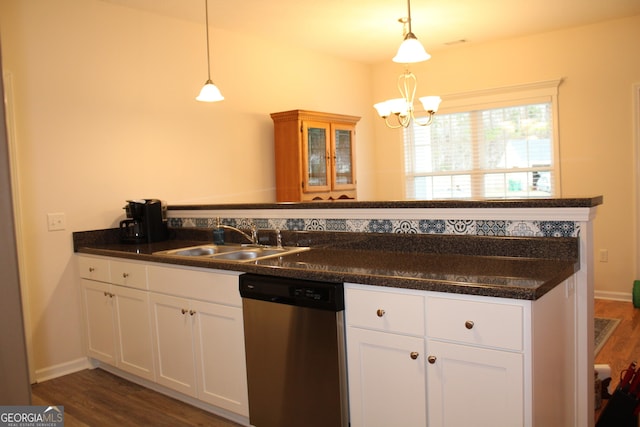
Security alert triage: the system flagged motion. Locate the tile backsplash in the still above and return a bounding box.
[168,216,580,238]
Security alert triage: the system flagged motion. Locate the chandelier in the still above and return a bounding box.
[196,0,224,102]
[374,0,441,128]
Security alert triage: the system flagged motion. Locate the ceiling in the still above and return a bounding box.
[101,0,640,64]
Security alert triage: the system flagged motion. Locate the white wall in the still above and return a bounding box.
[0,0,374,377]
[371,15,640,299]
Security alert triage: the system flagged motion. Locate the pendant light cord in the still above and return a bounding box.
[406,0,412,33]
[204,0,211,80]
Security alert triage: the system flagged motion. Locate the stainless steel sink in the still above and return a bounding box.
[213,247,289,261]
[153,244,309,262]
[156,244,241,257]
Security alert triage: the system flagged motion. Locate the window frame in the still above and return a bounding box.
[404,79,563,200]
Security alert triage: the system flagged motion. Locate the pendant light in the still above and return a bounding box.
[392,0,431,64]
[196,0,224,102]
[374,0,440,128]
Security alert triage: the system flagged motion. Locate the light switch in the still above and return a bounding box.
[47,213,66,231]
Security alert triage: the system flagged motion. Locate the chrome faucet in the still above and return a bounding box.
[216,218,259,245]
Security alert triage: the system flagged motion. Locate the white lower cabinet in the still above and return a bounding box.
[426,340,523,427]
[149,292,248,416]
[346,279,576,427]
[81,279,116,365]
[149,293,197,396]
[78,255,248,419]
[148,264,249,417]
[347,327,426,427]
[81,279,155,381]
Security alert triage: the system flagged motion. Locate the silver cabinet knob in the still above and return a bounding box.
[428,356,437,364]
[122,273,129,278]
[89,267,95,272]
[189,310,196,316]
[181,308,188,314]
[410,352,419,360]
[465,320,475,329]
[376,309,385,317]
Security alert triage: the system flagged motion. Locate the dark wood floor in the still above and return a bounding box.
[30,298,635,426]
[31,368,243,427]
[594,298,640,421]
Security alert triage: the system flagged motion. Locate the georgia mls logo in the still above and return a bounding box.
[0,405,64,427]
[43,406,63,418]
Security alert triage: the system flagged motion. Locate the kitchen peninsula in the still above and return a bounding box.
[74,197,601,427]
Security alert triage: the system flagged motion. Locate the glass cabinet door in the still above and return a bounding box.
[303,121,331,191]
[332,125,356,189]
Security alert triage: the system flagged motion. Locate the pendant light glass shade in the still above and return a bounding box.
[196,79,224,102]
[196,0,223,103]
[419,95,441,113]
[392,33,431,63]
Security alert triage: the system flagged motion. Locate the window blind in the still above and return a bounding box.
[404,80,561,200]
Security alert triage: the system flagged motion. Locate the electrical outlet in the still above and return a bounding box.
[47,213,66,231]
[599,249,608,263]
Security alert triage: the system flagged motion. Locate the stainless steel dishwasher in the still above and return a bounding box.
[239,273,348,427]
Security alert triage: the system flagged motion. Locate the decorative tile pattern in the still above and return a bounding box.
[306,218,325,231]
[368,219,393,233]
[286,218,306,231]
[507,221,541,237]
[393,220,419,234]
[346,219,369,232]
[268,218,288,230]
[326,219,348,231]
[419,220,446,234]
[538,221,578,238]
[170,216,581,238]
[445,220,475,235]
[476,220,508,236]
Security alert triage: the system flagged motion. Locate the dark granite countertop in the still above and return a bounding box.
[167,196,603,211]
[73,229,579,300]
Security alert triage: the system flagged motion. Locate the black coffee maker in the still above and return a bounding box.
[119,199,169,243]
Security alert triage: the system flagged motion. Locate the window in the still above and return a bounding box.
[404,79,561,199]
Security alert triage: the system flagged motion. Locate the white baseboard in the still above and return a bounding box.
[594,290,632,302]
[34,357,94,383]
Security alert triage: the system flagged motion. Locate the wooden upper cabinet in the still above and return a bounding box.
[271,110,360,202]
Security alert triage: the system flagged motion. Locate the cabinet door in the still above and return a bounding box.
[302,121,331,192]
[191,300,249,416]
[113,285,155,381]
[331,124,356,190]
[150,293,197,397]
[347,327,426,427]
[81,279,116,364]
[426,339,523,427]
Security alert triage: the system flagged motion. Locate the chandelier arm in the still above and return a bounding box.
[399,113,411,128]
[384,117,403,129]
[413,112,435,127]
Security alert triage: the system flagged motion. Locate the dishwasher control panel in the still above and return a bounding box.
[240,274,344,311]
[292,286,331,301]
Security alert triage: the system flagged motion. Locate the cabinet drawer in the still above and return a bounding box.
[148,265,241,307]
[111,260,148,289]
[346,288,424,336]
[78,256,110,282]
[426,296,523,351]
